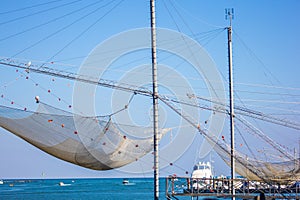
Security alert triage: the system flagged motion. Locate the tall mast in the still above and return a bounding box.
[150,0,159,199]
[226,8,235,199]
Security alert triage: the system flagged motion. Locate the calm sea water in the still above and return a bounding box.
[0,178,212,200]
[1,178,296,199]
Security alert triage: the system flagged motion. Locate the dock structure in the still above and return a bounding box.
[165,176,300,199]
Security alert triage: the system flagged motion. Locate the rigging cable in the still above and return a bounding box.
[0,0,83,26]
[170,0,224,29]
[42,0,125,66]
[0,0,107,43]
[6,0,120,60]
[0,0,64,15]
[235,124,259,163]
[161,0,225,106]
[234,115,294,160]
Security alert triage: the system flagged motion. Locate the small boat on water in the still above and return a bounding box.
[122,179,129,185]
[122,178,136,186]
[59,182,71,186]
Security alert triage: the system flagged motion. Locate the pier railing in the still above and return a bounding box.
[165,176,300,199]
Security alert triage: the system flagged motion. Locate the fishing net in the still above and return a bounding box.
[215,143,300,182]
[0,103,168,170]
[199,118,300,182]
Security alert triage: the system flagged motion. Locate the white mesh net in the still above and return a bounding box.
[0,103,168,170]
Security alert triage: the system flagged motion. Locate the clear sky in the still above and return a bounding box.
[0,0,299,179]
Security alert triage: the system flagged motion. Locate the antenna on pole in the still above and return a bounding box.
[225,8,234,26]
[225,7,235,200]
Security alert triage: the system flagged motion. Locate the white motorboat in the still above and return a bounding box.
[191,162,213,190]
[59,181,71,186]
[191,161,212,179]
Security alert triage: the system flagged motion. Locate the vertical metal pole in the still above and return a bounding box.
[150,0,159,199]
[227,15,235,200]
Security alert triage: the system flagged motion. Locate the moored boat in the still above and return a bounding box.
[191,161,213,190]
[191,162,212,179]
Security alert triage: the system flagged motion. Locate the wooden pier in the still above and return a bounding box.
[165,176,300,199]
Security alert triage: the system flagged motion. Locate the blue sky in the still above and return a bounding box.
[0,0,299,179]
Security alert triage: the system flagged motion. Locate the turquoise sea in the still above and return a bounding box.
[1,178,298,200]
[0,178,202,200]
